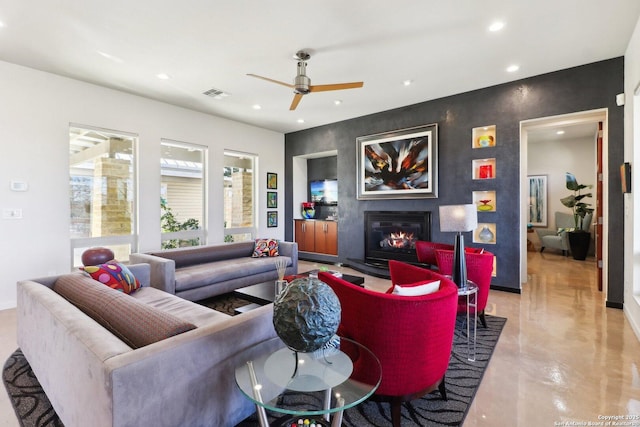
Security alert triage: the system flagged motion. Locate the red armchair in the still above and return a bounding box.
[435,249,494,328]
[318,260,458,427]
[415,241,454,267]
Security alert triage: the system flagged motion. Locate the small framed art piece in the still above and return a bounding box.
[267,211,278,228]
[621,162,631,193]
[267,172,278,189]
[267,191,278,208]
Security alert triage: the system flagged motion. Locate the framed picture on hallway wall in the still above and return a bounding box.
[528,175,547,227]
[356,123,438,199]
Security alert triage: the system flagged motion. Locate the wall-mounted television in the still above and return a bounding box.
[310,179,338,205]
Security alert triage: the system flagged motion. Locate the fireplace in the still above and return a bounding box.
[364,211,431,265]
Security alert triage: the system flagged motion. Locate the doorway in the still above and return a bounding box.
[520,109,608,298]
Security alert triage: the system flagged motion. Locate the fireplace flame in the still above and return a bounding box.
[383,231,416,249]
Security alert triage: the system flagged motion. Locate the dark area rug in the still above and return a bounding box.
[196,292,254,316]
[237,314,506,427]
[3,292,505,427]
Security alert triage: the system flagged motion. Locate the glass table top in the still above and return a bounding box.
[235,336,381,417]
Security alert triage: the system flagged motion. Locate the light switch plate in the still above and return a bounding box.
[2,208,23,219]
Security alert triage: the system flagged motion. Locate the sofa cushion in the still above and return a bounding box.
[252,238,279,257]
[174,256,292,292]
[53,273,196,348]
[148,242,254,268]
[81,261,141,294]
[131,286,231,327]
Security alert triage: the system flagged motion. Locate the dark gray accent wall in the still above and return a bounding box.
[285,58,624,304]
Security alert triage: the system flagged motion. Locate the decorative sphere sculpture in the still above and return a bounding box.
[273,277,341,353]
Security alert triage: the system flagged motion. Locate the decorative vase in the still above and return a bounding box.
[273,277,341,353]
[301,202,315,219]
[81,247,115,266]
[478,226,494,243]
[568,231,590,260]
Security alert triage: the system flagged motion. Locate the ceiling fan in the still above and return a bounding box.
[247,50,364,111]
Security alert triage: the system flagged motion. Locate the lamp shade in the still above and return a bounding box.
[439,204,478,232]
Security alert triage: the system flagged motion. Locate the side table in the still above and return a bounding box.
[235,336,381,427]
[457,281,478,362]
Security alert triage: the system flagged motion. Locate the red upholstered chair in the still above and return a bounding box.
[435,249,494,328]
[318,261,458,427]
[415,241,454,267]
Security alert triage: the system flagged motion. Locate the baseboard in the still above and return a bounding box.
[0,300,17,311]
[606,300,623,309]
[490,285,521,294]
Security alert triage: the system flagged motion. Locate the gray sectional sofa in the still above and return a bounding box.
[130,240,298,301]
[17,263,281,427]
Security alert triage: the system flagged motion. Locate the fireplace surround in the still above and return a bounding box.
[364,211,431,266]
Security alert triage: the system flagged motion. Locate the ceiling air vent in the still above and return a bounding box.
[203,87,230,99]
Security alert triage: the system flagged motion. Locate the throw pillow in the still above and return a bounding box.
[54,274,196,349]
[391,280,441,296]
[252,238,279,257]
[81,261,141,294]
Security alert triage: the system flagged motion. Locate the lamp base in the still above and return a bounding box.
[452,233,467,287]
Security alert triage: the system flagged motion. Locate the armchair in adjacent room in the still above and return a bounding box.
[435,249,494,328]
[535,211,593,256]
[319,260,458,427]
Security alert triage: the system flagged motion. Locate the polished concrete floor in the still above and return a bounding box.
[1,251,639,426]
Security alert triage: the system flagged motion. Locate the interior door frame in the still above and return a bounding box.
[520,109,609,298]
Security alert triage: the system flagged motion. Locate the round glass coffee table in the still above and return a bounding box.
[235,336,381,427]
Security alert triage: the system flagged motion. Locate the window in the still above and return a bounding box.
[161,140,206,248]
[69,125,137,267]
[224,151,256,242]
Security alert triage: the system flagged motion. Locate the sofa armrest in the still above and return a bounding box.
[129,253,176,294]
[278,241,298,275]
[107,304,280,427]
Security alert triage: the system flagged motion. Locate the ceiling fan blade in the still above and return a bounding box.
[309,82,364,92]
[290,93,304,110]
[247,73,294,88]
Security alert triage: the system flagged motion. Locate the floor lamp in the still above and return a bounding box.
[439,204,478,287]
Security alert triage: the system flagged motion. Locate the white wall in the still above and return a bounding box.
[0,60,284,310]
[528,137,597,230]
[624,16,640,339]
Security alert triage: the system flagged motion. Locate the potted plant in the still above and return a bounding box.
[560,172,594,260]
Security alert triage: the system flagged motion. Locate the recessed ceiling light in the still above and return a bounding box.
[252,104,262,110]
[506,64,520,73]
[489,22,505,32]
[0,21,5,28]
[403,79,413,86]
[334,100,342,106]
[556,130,565,135]
[156,73,171,80]
[297,119,305,124]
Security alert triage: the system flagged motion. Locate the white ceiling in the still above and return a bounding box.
[1,1,639,134]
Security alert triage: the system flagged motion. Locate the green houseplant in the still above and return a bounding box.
[559,172,594,260]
